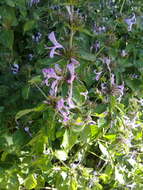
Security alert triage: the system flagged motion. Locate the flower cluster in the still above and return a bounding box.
[46,32,64,58]
[29,0,40,7]
[42,65,62,96]
[125,13,136,31]
[43,32,80,122]
[32,32,42,43]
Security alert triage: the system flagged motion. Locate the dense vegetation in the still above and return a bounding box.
[0,0,143,189]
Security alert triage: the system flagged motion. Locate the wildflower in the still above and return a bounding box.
[93,23,106,34]
[67,58,79,84]
[138,98,143,106]
[32,32,42,42]
[42,66,62,96]
[101,82,108,93]
[66,5,72,16]
[29,0,40,7]
[111,74,124,99]
[80,91,88,99]
[94,70,102,81]
[24,127,32,137]
[47,32,64,58]
[130,73,139,79]
[121,50,128,57]
[11,63,19,74]
[55,64,62,74]
[56,98,70,122]
[28,54,33,61]
[90,41,100,52]
[125,13,136,31]
[103,57,111,72]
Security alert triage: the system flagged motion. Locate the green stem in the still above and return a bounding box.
[120,0,126,14]
[69,5,74,50]
[34,83,48,101]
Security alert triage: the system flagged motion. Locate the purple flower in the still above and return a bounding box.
[47,32,64,58]
[29,0,40,7]
[90,41,100,52]
[125,13,136,31]
[66,97,75,109]
[111,73,115,85]
[42,67,62,96]
[67,58,79,84]
[11,63,19,74]
[24,127,32,137]
[56,98,70,122]
[94,70,102,81]
[28,54,33,61]
[93,23,106,34]
[55,64,62,75]
[32,32,42,42]
[111,74,124,100]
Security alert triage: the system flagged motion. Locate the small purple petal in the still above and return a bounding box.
[66,97,75,109]
[125,13,136,31]
[94,70,102,81]
[48,32,64,58]
[111,73,115,85]
[67,58,79,84]
[56,98,70,122]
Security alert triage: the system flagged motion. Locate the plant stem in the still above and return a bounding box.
[120,0,126,14]
[34,83,48,101]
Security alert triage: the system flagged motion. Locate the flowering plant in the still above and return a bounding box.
[0,0,143,189]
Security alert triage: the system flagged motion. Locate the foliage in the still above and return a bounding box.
[0,0,143,189]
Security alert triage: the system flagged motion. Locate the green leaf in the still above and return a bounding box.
[28,75,42,84]
[15,108,35,121]
[90,124,99,137]
[24,174,37,190]
[13,129,30,147]
[15,104,47,120]
[98,142,109,157]
[35,176,45,190]
[0,30,14,49]
[24,20,36,32]
[104,134,116,141]
[126,79,142,91]
[22,86,30,100]
[61,130,69,150]
[0,107,4,112]
[73,81,87,106]
[115,167,125,184]
[0,6,17,27]
[61,130,77,151]
[5,0,15,7]
[79,28,93,37]
[70,178,78,190]
[78,51,97,62]
[55,150,68,161]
